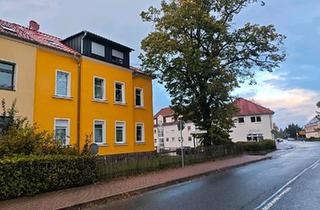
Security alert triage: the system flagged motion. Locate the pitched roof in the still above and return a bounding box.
[233,98,274,116]
[305,116,320,127]
[0,19,78,55]
[154,107,174,118]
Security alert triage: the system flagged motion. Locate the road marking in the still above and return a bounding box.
[311,163,320,170]
[254,159,320,210]
[261,187,291,210]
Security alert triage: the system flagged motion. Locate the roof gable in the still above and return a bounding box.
[233,98,274,116]
[154,107,174,118]
[0,19,78,55]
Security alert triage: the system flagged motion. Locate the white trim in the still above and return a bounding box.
[91,41,105,57]
[55,69,71,98]
[135,122,145,143]
[114,81,126,104]
[93,119,106,145]
[53,118,70,145]
[93,76,106,101]
[115,121,126,144]
[134,87,144,107]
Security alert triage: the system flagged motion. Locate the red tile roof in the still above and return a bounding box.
[0,19,78,55]
[233,98,274,116]
[155,98,274,119]
[154,107,174,118]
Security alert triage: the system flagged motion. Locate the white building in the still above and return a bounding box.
[230,98,274,142]
[304,117,320,139]
[154,98,274,149]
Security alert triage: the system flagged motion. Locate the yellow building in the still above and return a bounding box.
[0,19,154,155]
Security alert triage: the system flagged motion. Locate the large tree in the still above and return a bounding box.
[284,123,302,139]
[140,0,286,146]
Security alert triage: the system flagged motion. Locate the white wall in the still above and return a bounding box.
[154,113,274,149]
[230,114,273,142]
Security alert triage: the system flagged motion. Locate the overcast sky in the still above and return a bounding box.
[0,0,319,128]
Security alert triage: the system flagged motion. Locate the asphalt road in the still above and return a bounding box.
[88,141,320,210]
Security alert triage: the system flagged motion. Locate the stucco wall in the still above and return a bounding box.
[230,114,273,141]
[0,36,36,122]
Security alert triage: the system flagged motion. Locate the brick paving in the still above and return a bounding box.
[0,155,270,210]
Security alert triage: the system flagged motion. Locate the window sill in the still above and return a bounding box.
[0,87,15,91]
[114,102,127,106]
[92,98,108,104]
[96,143,108,147]
[114,143,127,146]
[135,106,145,109]
[135,142,145,145]
[52,95,73,100]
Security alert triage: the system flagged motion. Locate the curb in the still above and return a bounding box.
[60,155,271,210]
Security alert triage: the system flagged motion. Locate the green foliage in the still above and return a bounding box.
[272,123,286,139]
[237,140,276,152]
[140,0,286,146]
[284,123,302,139]
[0,99,77,158]
[0,155,97,200]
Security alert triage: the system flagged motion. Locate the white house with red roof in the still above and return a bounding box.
[154,98,274,149]
[231,98,274,142]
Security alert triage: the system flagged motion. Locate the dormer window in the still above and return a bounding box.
[91,41,105,57]
[112,49,124,65]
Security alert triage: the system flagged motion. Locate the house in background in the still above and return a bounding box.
[154,98,274,150]
[0,19,154,155]
[153,108,201,150]
[304,117,320,139]
[231,98,274,142]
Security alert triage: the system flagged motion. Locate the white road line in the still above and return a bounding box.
[261,187,291,210]
[254,159,320,210]
[311,163,320,170]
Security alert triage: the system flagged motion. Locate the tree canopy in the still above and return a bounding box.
[140,0,286,145]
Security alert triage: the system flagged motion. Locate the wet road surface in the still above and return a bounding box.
[87,141,320,210]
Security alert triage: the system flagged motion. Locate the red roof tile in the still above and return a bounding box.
[233,98,274,116]
[0,19,78,55]
[154,107,174,118]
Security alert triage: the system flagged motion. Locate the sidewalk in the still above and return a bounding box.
[0,155,271,210]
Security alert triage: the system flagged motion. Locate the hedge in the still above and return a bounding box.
[0,155,97,200]
[236,140,276,152]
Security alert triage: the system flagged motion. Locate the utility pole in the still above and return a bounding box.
[179,118,185,168]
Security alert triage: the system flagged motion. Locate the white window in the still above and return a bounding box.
[136,123,144,143]
[91,41,105,57]
[114,82,125,103]
[54,119,70,145]
[55,70,71,97]
[93,120,106,144]
[135,88,144,107]
[93,77,105,100]
[115,121,126,144]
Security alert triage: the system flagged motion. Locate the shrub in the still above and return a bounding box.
[0,155,97,200]
[237,140,276,152]
[0,99,78,157]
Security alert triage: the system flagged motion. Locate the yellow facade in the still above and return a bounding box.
[0,36,36,121]
[33,48,79,146]
[79,57,154,154]
[31,50,154,155]
[0,20,154,155]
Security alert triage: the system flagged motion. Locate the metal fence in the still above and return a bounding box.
[96,144,243,180]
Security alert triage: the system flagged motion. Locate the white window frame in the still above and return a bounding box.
[135,122,145,143]
[115,121,126,144]
[114,81,125,104]
[93,120,106,145]
[93,76,106,101]
[55,70,71,97]
[135,87,144,107]
[54,118,70,145]
[91,41,105,57]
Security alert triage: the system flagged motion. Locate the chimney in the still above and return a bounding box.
[29,20,40,31]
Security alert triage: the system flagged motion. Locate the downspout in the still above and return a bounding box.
[76,32,87,153]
